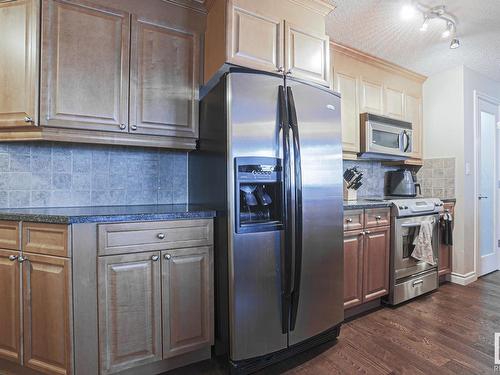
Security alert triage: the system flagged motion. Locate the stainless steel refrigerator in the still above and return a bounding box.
[189,66,343,374]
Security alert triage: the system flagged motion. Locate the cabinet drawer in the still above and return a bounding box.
[0,221,20,250]
[22,223,70,257]
[98,219,213,256]
[343,210,364,231]
[364,208,390,228]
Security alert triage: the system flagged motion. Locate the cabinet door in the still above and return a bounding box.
[162,246,213,358]
[22,253,72,375]
[130,17,199,138]
[359,78,383,115]
[98,252,162,375]
[284,22,330,86]
[228,6,283,73]
[343,231,363,309]
[384,87,405,120]
[0,250,21,364]
[438,243,452,276]
[363,226,390,302]
[405,94,422,159]
[40,0,130,132]
[335,72,359,153]
[0,0,38,128]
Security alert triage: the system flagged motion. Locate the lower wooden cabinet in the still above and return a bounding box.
[438,202,455,277]
[98,252,162,375]
[0,249,21,364]
[22,253,73,375]
[343,208,391,310]
[162,247,213,358]
[362,227,390,302]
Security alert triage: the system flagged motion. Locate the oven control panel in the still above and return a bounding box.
[391,198,443,217]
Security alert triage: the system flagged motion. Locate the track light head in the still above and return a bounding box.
[450,38,461,49]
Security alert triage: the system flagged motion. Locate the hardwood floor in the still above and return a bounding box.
[168,272,500,375]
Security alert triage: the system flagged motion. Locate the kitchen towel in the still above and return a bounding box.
[411,220,436,266]
[441,213,453,246]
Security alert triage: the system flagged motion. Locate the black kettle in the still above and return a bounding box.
[385,169,421,197]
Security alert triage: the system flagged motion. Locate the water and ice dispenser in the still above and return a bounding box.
[234,157,283,233]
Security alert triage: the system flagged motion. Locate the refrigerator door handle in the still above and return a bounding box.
[279,85,292,334]
[286,86,303,331]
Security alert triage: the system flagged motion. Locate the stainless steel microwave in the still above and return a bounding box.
[359,113,413,160]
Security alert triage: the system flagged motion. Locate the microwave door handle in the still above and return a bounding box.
[403,130,410,152]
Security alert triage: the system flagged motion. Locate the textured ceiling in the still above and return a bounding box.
[326,0,500,81]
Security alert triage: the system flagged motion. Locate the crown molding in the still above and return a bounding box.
[288,0,336,17]
[331,41,427,83]
[161,0,215,14]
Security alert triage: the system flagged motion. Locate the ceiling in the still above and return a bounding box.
[326,0,500,81]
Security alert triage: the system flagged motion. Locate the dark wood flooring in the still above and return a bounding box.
[168,272,500,375]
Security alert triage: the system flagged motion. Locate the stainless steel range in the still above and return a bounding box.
[385,197,443,305]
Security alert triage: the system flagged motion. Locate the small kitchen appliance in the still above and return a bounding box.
[385,169,421,197]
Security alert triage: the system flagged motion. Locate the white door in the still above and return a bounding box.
[477,97,499,276]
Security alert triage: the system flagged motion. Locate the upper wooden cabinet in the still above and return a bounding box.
[0,0,39,129]
[0,0,205,150]
[331,42,426,162]
[130,16,199,139]
[204,0,334,86]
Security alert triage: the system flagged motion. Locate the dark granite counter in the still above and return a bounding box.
[343,200,393,210]
[0,204,216,224]
[441,198,456,203]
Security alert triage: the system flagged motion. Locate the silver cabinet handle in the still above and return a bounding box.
[24,116,33,123]
[277,66,284,73]
[346,218,353,223]
[157,233,165,240]
[375,215,381,220]
[285,69,292,76]
[365,230,371,234]
[164,254,171,260]
[151,255,159,262]
[412,279,424,287]
[8,255,18,262]
[131,125,137,131]
[18,255,28,263]
[119,124,126,130]
[478,195,488,200]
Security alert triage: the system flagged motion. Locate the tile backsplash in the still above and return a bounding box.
[416,158,455,199]
[0,142,187,208]
[343,160,400,198]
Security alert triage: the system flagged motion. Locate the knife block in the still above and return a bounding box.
[343,180,358,201]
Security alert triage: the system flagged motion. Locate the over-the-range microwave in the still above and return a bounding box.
[359,113,413,160]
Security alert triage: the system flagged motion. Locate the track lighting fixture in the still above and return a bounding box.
[401,2,461,49]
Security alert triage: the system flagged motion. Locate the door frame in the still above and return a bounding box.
[474,90,500,276]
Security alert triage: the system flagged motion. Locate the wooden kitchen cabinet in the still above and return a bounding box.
[343,208,390,310]
[98,251,162,374]
[0,250,21,365]
[40,0,130,133]
[130,15,199,139]
[331,42,426,162]
[162,247,213,358]
[439,202,455,277]
[0,0,39,129]
[362,226,390,302]
[22,253,73,375]
[204,0,333,85]
[343,230,364,309]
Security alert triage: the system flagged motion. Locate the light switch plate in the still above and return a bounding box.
[465,162,471,175]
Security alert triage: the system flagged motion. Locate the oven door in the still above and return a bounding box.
[366,121,413,156]
[394,214,439,280]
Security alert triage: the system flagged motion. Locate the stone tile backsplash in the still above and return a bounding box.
[0,142,188,208]
[416,157,455,199]
[343,160,400,198]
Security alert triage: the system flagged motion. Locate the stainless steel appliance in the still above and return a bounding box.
[359,113,413,160]
[385,169,421,197]
[385,198,443,305]
[189,67,344,373]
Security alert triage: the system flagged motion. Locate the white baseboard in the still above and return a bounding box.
[450,271,477,285]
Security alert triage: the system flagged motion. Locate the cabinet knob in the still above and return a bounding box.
[24,116,33,124]
[375,215,381,220]
[8,255,18,262]
[119,123,126,130]
[151,255,159,262]
[164,254,171,260]
[365,230,371,234]
[131,125,137,131]
[157,233,166,240]
[346,218,353,223]
[285,69,292,76]
[18,255,28,263]
[277,66,284,73]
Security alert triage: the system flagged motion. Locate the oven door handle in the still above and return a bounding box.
[401,220,435,228]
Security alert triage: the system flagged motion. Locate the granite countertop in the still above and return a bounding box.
[343,200,393,210]
[0,204,217,224]
[441,198,456,203]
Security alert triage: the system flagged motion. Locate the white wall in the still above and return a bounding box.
[423,65,500,281]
